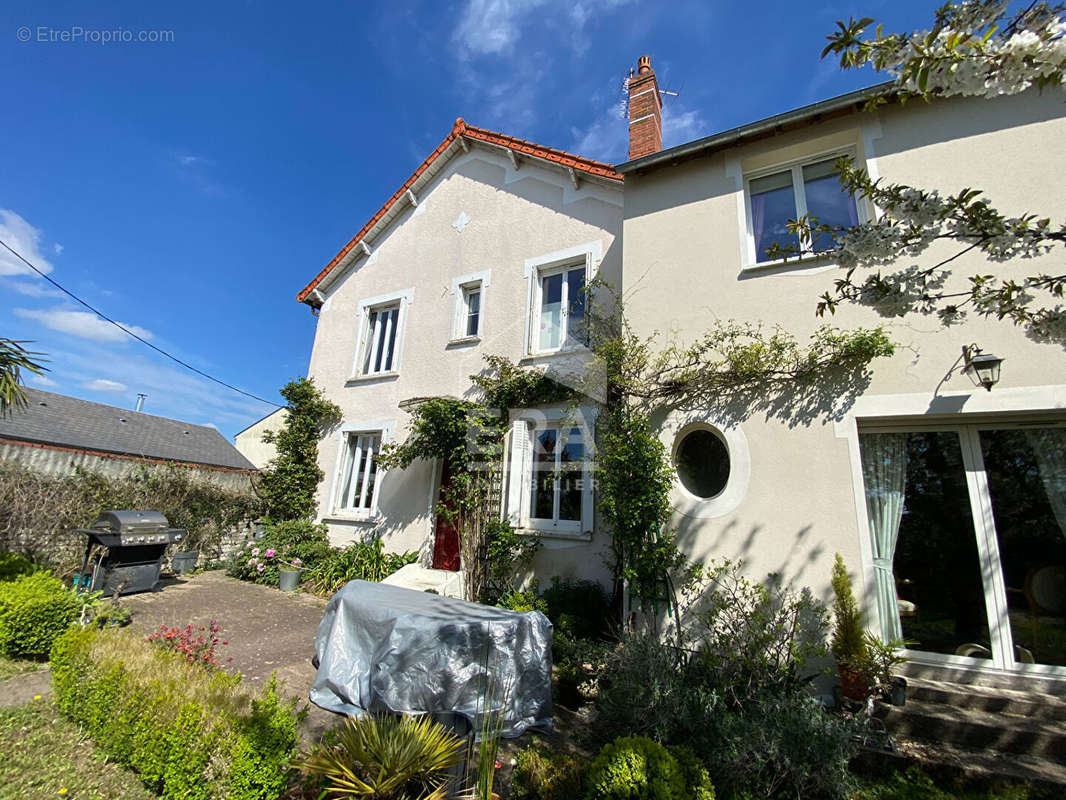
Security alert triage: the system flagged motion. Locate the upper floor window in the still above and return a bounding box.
[535,263,586,353]
[463,284,481,337]
[449,270,490,345]
[351,288,412,379]
[746,153,860,264]
[362,304,400,375]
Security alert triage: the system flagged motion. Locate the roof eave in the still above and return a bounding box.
[297,122,623,305]
[617,82,896,175]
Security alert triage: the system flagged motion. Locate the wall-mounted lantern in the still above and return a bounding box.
[962,344,1004,392]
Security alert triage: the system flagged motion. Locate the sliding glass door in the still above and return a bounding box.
[858,422,1066,674]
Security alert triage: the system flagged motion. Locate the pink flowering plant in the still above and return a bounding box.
[146,621,231,670]
[226,519,330,586]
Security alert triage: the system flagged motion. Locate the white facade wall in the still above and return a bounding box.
[620,89,1066,632]
[234,408,287,470]
[306,146,622,585]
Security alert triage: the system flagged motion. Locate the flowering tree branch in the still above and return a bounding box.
[795,2,1066,344]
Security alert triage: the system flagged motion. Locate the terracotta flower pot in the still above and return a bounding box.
[837,664,871,700]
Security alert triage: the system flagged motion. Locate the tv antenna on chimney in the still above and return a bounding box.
[618,65,680,119]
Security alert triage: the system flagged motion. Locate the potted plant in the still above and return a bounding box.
[275,551,305,592]
[830,554,872,700]
[864,633,909,705]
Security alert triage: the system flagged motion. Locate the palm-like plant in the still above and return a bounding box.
[297,713,465,799]
[0,339,47,417]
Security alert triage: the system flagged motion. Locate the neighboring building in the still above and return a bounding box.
[617,60,1066,683]
[234,408,288,470]
[300,57,1066,685]
[299,118,623,579]
[0,388,257,490]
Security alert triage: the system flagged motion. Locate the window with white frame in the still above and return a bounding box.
[336,431,382,513]
[353,289,411,378]
[460,282,481,338]
[361,304,400,375]
[505,414,593,536]
[746,152,861,264]
[533,262,586,353]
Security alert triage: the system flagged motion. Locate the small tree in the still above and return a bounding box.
[0,339,47,417]
[830,553,868,669]
[258,378,340,521]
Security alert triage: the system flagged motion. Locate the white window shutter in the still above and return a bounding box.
[505,420,530,526]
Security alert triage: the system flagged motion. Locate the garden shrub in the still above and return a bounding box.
[585,735,686,800]
[512,742,586,800]
[594,561,865,800]
[0,571,79,658]
[0,550,35,582]
[228,519,331,586]
[495,582,548,614]
[0,462,262,572]
[541,576,611,640]
[50,626,303,799]
[304,535,418,596]
[296,713,465,799]
[669,746,715,800]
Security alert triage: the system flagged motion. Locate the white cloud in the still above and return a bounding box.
[29,374,58,388]
[53,243,64,255]
[13,307,154,343]
[83,378,127,393]
[0,209,55,277]
[177,154,213,167]
[1,278,65,299]
[662,106,707,149]
[452,0,548,59]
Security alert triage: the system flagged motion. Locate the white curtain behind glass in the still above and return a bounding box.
[860,432,909,641]
[1025,428,1066,538]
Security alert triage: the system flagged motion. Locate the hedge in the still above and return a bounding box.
[50,627,304,799]
[0,571,79,658]
[0,551,35,582]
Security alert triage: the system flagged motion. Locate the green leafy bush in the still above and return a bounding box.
[0,571,79,658]
[50,626,303,799]
[296,713,464,799]
[585,735,686,800]
[228,519,331,586]
[0,550,35,582]
[495,583,548,614]
[512,742,586,800]
[668,746,715,800]
[594,562,864,800]
[304,535,417,596]
[541,577,610,640]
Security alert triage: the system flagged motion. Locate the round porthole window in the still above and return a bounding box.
[675,428,730,499]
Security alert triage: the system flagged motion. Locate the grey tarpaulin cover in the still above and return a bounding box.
[310,579,553,738]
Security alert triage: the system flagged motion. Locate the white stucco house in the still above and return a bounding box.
[298,118,623,584]
[299,58,1066,687]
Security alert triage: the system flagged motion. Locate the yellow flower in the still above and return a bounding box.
[58,790,68,795]
[33,694,41,700]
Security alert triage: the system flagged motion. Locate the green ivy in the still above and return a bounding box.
[258,378,341,521]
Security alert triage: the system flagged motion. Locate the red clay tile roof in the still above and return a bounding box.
[296,119,623,304]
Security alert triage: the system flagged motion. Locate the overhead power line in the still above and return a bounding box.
[1,237,282,409]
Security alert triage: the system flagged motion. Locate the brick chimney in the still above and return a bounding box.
[627,54,662,161]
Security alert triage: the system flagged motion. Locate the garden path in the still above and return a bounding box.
[123,570,340,740]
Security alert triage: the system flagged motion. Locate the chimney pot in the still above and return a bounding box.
[638,54,651,74]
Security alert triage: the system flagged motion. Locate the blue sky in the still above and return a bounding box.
[0,0,938,439]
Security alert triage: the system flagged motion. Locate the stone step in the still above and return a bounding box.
[878,698,1066,761]
[380,563,463,598]
[904,676,1066,722]
[899,660,1066,698]
[854,738,1066,793]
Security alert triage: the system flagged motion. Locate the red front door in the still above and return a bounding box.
[432,459,461,571]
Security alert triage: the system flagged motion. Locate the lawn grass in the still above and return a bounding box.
[853,767,1053,800]
[0,654,44,681]
[0,700,154,800]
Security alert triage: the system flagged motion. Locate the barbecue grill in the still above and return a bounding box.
[73,510,186,595]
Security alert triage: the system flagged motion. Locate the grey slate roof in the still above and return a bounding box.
[0,388,257,471]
